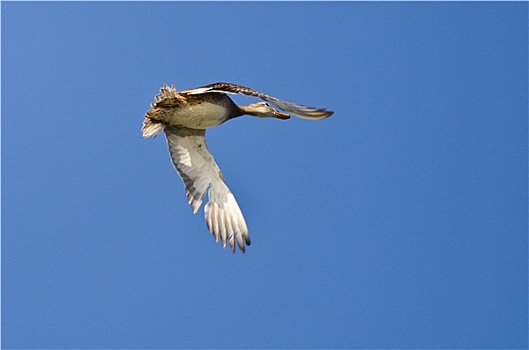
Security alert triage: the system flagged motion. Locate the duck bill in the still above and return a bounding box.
[273,111,290,120]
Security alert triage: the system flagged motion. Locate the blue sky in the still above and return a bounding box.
[2,2,527,349]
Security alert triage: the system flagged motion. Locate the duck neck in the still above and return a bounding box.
[237,104,261,117]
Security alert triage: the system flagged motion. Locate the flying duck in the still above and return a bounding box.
[142,82,333,253]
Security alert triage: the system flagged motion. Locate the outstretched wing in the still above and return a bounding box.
[181,82,334,120]
[164,125,250,253]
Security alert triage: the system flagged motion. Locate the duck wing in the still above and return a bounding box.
[164,125,250,253]
[181,82,334,120]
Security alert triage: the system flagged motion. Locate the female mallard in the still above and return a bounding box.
[142,82,333,253]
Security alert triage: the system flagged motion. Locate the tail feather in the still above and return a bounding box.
[142,84,179,138]
[142,118,164,138]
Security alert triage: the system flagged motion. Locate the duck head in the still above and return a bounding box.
[241,102,290,120]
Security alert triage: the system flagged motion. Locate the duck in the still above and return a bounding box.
[142,82,333,253]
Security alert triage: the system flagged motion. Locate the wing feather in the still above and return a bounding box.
[164,125,250,252]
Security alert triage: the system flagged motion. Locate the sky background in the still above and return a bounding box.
[2,2,527,349]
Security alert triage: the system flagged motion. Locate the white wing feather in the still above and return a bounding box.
[164,126,250,252]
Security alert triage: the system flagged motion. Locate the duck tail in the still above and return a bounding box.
[142,118,164,138]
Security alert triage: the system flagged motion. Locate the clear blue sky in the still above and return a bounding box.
[2,2,527,349]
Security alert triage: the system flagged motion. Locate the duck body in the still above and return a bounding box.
[147,92,240,129]
[142,82,333,253]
